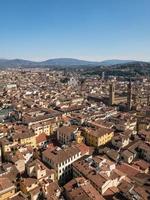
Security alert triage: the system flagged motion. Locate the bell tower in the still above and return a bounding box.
[109,83,115,106]
[127,79,132,110]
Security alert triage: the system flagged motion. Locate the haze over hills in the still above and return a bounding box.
[0,58,146,68]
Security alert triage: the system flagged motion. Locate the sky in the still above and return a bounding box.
[0,0,150,61]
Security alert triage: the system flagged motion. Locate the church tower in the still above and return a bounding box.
[147,94,150,106]
[109,83,115,106]
[127,79,132,110]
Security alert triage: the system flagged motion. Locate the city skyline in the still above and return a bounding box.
[0,0,150,61]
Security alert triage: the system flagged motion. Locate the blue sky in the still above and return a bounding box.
[0,0,150,61]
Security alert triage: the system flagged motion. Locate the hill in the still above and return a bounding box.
[0,58,138,68]
[82,61,150,77]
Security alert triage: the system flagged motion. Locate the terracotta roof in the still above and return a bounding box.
[74,143,90,156]
[43,181,61,199]
[57,125,78,136]
[43,146,80,164]
[133,159,150,170]
[0,177,15,192]
[64,177,105,200]
[36,133,47,144]
[117,163,140,178]
[20,178,37,187]
[9,192,27,200]
[85,127,113,138]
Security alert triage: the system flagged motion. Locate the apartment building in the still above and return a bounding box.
[31,119,58,136]
[83,127,114,147]
[13,131,37,148]
[42,146,82,183]
[64,177,105,200]
[57,125,78,144]
[72,155,125,194]
[0,177,16,200]
[26,159,56,181]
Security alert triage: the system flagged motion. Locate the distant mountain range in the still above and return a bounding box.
[0,58,149,68]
